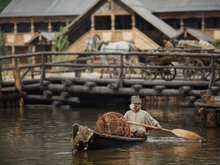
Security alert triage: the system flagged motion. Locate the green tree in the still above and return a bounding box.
[0,32,10,85]
[212,41,220,49]
[52,26,70,52]
[0,0,12,12]
[0,31,4,86]
[51,27,70,70]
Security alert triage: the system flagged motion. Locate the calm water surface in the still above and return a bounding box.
[0,102,220,165]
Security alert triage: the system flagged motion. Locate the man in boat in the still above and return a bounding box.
[124,95,162,138]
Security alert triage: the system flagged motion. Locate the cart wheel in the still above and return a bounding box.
[141,63,158,80]
[203,62,220,81]
[160,63,176,81]
[183,59,204,80]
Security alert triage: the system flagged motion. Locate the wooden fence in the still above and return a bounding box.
[1,50,220,107]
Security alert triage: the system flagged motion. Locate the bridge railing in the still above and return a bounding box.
[1,50,220,89]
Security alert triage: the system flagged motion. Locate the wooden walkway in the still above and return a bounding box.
[1,50,220,107]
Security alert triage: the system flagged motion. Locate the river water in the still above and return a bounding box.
[0,100,220,165]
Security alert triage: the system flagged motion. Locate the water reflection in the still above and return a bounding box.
[0,99,220,165]
[71,140,202,165]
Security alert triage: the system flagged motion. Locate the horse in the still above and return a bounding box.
[85,34,139,78]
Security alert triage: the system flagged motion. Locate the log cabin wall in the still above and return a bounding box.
[0,16,76,56]
[89,0,162,48]
[0,16,76,66]
[0,0,220,55]
[156,11,220,40]
[67,0,160,52]
[90,0,133,41]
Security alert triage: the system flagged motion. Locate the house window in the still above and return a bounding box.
[51,22,66,32]
[205,18,220,28]
[135,15,154,32]
[94,16,111,30]
[34,22,48,32]
[0,23,14,33]
[184,18,201,28]
[17,23,31,32]
[165,19,180,29]
[115,15,131,29]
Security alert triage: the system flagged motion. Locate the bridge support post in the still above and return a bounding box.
[204,108,217,127]
[12,58,24,107]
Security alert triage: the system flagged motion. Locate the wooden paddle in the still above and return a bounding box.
[127,121,202,140]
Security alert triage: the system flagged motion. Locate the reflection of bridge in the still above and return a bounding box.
[1,51,220,107]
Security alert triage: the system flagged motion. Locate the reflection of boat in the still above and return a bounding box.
[71,124,146,151]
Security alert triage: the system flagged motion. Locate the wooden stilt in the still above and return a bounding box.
[204,109,217,127]
[13,67,24,107]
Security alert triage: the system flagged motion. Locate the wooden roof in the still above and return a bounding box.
[1,0,219,18]
[176,28,215,42]
[26,32,56,45]
[66,0,178,40]
[138,0,220,13]
[121,0,178,38]
[0,0,98,17]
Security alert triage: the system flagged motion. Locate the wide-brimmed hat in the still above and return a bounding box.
[131,95,142,104]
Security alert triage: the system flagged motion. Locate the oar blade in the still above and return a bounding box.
[171,129,202,140]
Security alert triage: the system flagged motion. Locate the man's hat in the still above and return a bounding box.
[131,95,142,104]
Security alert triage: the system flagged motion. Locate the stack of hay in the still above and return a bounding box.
[95,112,130,137]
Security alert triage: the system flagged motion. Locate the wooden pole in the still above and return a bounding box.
[208,56,215,89]
[40,53,46,87]
[12,57,24,107]
[204,108,217,127]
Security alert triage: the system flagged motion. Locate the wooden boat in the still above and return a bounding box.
[71,124,146,151]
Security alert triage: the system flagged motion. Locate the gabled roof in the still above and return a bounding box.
[40,32,56,41]
[0,0,97,17]
[67,0,178,39]
[186,28,215,42]
[121,0,178,38]
[26,32,56,45]
[177,28,215,42]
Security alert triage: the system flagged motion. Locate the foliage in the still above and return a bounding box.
[0,31,4,83]
[0,31,11,83]
[52,26,70,52]
[0,0,11,12]
[27,46,33,64]
[0,32,4,55]
[51,27,71,70]
[0,31,11,64]
[211,41,220,50]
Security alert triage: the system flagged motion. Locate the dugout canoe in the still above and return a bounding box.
[71,124,146,151]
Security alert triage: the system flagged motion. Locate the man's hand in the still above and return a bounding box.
[155,123,162,129]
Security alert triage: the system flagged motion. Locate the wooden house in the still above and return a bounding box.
[0,0,96,55]
[0,0,219,55]
[145,0,220,40]
[65,0,178,52]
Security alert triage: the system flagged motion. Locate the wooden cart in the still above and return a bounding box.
[141,40,218,81]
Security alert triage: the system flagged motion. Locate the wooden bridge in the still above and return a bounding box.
[1,50,220,107]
